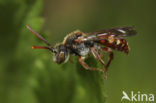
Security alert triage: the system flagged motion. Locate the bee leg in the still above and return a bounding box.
[90,47,107,79]
[78,56,104,72]
[101,47,114,71]
[90,47,106,67]
[98,47,104,58]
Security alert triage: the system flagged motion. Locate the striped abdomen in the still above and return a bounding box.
[99,36,129,54]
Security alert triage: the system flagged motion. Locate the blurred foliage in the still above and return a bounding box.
[0,0,43,103]
[0,0,105,103]
[0,0,156,103]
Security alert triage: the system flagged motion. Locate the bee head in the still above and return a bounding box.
[26,25,69,64]
[53,44,69,64]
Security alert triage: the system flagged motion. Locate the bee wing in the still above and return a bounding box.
[86,26,137,39]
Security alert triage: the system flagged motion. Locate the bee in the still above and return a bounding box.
[26,25,136,78]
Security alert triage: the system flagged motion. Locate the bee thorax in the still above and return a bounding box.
[76,43,90,56]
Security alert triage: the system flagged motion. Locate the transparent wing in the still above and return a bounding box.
[85,26,137,40]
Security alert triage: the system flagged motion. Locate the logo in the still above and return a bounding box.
[121,91,155,102]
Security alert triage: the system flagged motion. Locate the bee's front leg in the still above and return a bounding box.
[78,56,104,72]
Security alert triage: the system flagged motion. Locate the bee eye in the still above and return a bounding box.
[59,51,65,58]
[53,51,66,64]
[53,44,69,64]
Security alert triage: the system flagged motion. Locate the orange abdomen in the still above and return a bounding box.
[99,38,129,54]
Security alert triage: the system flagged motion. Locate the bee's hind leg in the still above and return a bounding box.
[78,56,104,72]
[90,47,106,67]
[90,47,107,79]
[101,47,114,72]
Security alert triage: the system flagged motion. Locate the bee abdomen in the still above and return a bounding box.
[100,39,129,54]
[115,39,129,54]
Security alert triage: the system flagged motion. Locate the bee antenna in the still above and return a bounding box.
[32,46,57,53]
[26,25,57,53]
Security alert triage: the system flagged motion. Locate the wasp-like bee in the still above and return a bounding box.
[26,25,136,78]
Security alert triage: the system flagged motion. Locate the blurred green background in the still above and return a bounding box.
[0,0,156,103]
